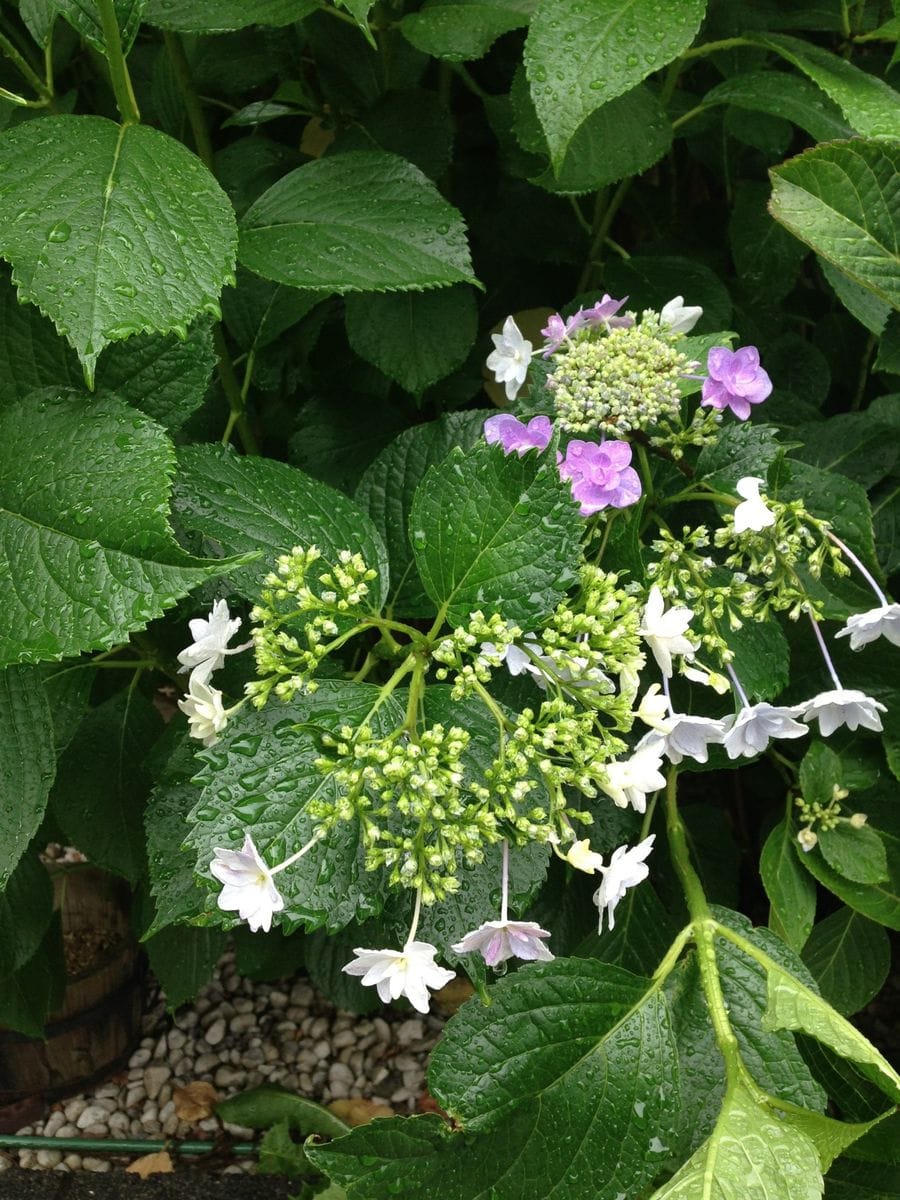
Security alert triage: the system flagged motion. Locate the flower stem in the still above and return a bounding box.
[406,884,424,945]
[825,529,889,606]
[270,830,323,875]
[96,0,139,124]
[0,30,52,100]
[499,839,510,923]
[725,663,750,709]
[807,610,842,691]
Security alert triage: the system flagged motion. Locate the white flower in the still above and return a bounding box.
[835,604,900,651]
[593,835,655,933]
[799,689,886,737]
[177,599,251,685]
[342,942,455,1014]
[557,838,606,874]
[178,676,229,747]
[210,834,284,933]
[481,637,543,679]
[639,586,698,678]
[486,316,533,401]
[601,736,666,813]
[682,663,731,693]
[660,295,702,335]
[797,828,818,853]
[452,920,554,966]
[722,703,807,760]
[733,476,776,535]
[637,684,672,731]
[661,714,729,764]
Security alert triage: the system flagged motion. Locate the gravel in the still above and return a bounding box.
[2,950,445,1175]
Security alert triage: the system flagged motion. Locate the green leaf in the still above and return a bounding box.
[604,255,733,331]
[0,852,54,975]
[762,953,900,1103]
[826,1158,900,1199]
[355,411,489,618]
[303,922,381,1014]
[0,391,237,667]
[187,682,405,933]
[761,818,817,952]
[751,33,900,139]
[778,457,877,567]
[801,907,890,1016]
[800,741,843,808]
[729,182,809,303]
[145,924,227,1009]
[145,737,210,935]
[0,115,237,380]
[702,71,854,143]
[142,0,316,30]
[54,0,145,54]
[233,924,306,982]
[818,823,888,886]
[312,959,681,1199]
[769,140,900,312]
[258,1119,308,1177]
[400,0,535,62]
[523,0,706,170]
[288,394,407,496]
[875,314,900,374]
[218,1085,349,1137]
[345,286,477,397]
[410,440,581,628]
[222,267,319,353]
[173,444,389,606]
[795,399,900,488]
[19,0,58,46]
[725,618,790,703]
[238,151,477,294]
[50,690,162,883]
[799,837,900,931]
[820,258,891,335]
[696,422,784,489]
[0,913,65,1038]
[0,666,56,888]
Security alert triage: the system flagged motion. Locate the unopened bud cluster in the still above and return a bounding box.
[795,782,857,851]
[548,313,690,437]
[246,545,377,707]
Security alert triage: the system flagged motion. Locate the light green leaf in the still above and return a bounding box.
[818,823,889,885]
[345,286,477,396]
[702,71,854,143]
[820,258,891,335]
[801,907,891,1016]
[142,0,316,30]
[238,151,477,294]
[187,682,405,933]
[400,0,535,62]
[173,444,389,606]
[54,0,145,54]
[217,1085,349,1137]
[355,411,489,619]
[0,115,237,380]
[410,440,581,628]
[0,391,235,668]
[145,924,227,1009]
[761,818,817,952]
[0,667,56,889]
[523,0,706,170]
[751,33,900,139]
[257,1120,308,1177]
[769,140,900,312]
[312,959,681,1199]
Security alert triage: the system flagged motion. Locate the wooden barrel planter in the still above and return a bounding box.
[0,866,146,1111]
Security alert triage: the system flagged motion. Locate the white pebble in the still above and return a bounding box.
[76,1105,109,1131]
[143,1064,171,1100]
[36,1150,62,1168]
[205,1018,226,1046]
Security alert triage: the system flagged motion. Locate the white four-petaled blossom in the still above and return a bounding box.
[799,689,886,737]
[452,920,554,966]
[601,736,666,813]
[733,476,776,535]
[660,295,703,335]
[558,838,607,874]
[341,942,455,1014]
[178,676,229,747]
[661,714,729,764]
[639,586,698,678]
[722,703,807,760]
[486,316,533,401]
[177,599,250,685]
[210,834,285,933]
[593,836,656,932]
[835,604,900,651]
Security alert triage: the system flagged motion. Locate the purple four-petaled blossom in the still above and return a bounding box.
[540,313,574,356]
[483,413,553,456]
[701,346,772,420]
[578,293,633,330]
[559,438,642,515]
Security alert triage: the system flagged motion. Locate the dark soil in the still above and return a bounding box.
[0,1170,297,1199]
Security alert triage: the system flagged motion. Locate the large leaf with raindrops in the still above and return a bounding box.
[0,390,240,667]
[0,115,237,382]
[309,958,681,1199]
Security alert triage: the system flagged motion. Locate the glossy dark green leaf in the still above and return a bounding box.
[801,907,890,1016]
[145,924,227,1009]
[142,0,316,30]
[761,818,817,952]
[818,823,888,886]
[0,666,56,888]
[400,0,534,62]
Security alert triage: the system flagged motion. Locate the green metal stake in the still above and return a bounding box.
[0,1134,257,1157]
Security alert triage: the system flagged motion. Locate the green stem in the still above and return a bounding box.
[403,656,426,734]
[681,36,753,60]
[670,103,708,132]
[214,325,260,454]
[449,61,489,100]
[163,31,214,167]
[660,486,737,508]
[664,768,742,1084]
[96,0,139,124]
[576,178,631,293]
[313,0,361,27]
[651,922,694,984]
[850,333,876,412]
[0,85,45,107]
[0,30,51,99]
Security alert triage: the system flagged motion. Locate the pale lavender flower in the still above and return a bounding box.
[593,835,655,932]
[178,599,250,685]
[800,689,886,737]
[486,316,533,400]
[579,293,632,329]
[452,919,554,966]
[483,413,553,457]
[342,942,455,1014]
[722,703,807,760]
[835,604,900,651]
[701,346,772,420]
[210,834,285,933]
[558,438,641,515]
[540,313,572,355]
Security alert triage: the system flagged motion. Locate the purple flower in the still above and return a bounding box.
[558,439,642,515]
[578,293,633,329]
[540,313,574,356]
[701,346,772,420]
[452,919,554,966]
[484,414,553,457]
